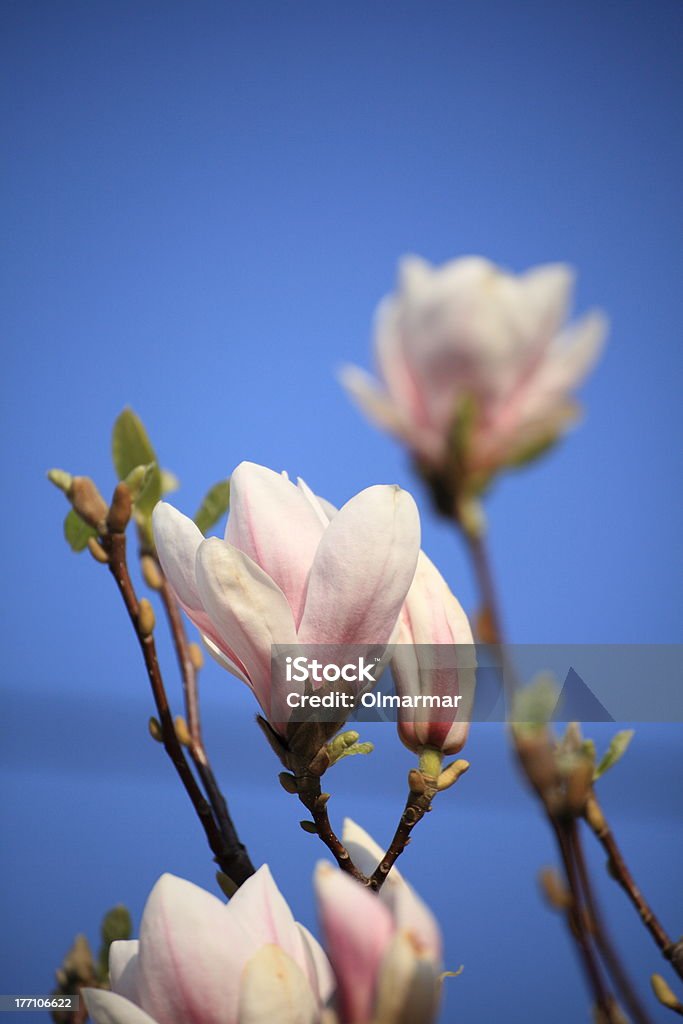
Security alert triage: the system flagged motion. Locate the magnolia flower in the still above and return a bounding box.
[152,461,420,734]
[315,820,443,1024]
[341,255,607,484]
[83,866,334,1024]
[392,551,474,755]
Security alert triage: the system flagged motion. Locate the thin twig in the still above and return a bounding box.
[295,769,368,884]
[571,824,653,1024]
[104,530,254,885]
[553,819,619,1022]
[155,570,255,885]
[585,793,683,981]
[370,782,437,890]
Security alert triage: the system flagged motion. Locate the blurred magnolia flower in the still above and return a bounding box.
[392,551,475,755]
[153,461,420,738]
[341,255,607,491]
[315,819,443,1024]
[83,866,334,1024]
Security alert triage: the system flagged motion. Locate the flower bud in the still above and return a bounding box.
[107,482,133,534]
[70,477,108,531]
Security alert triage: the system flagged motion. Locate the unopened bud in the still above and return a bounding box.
[47,468,73,494]
[539,867,571,910]
[174,715,191,747]
[188,643,204,670]
[437,759,470,791]
[565,758,594,816]
[517,735,558,795]
[87,537,109,563]
[148,717,163,742]
[300,820,318,834]
[137,598,155,636]
[584,794,607,836]
[70,476,108,531]
[650,974,681,1011]
[141,555,163,590]
[278,772,298,794]
[107,482,133,533]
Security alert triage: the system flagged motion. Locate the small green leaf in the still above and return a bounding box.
[594,730,634,780]
[194,480,231,534]
[507,433,560,469]
[63,509,96,552]
[330,741,374,764]
[512,673,560,733]
[123,463,156,503]
[47,468,73,494]
[160,469,180,495]
[111,409,162,517]
[97,905,132,981]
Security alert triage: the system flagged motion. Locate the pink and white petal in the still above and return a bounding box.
[225,865,305,973]
[298,485,420,647]
[519,263,575,341]
[296,477,337,525]
[296,923,336,1005]
[374,933,441,1024]
[385,882,442,963]
[83,990,159,1024]
[136,874,250,1024]
[152,503,204,613]
[201,634,251,687]
[109,941,140,1004]
[225,462,325,624]
[341,819,396,883]
[238,946,318,1024]
[548,310,608,392]
[196,538,297,713]
[315,863,394,1024]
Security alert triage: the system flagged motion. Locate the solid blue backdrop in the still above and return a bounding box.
[1,2,681,1022]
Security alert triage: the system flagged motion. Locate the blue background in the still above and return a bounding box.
[1,2,681,1021]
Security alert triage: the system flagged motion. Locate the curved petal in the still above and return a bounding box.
[298,485,420,647]
[83,990,159,1024]
[201,634,251,687]
[136,874,251,1024]
[374,933,441,1024]
[296,477,337,525]
[296,923,336,1005]
[314,863,393,1024]
[238,946,318,1024]
[226,865,306,973]
[152,503,204,613]
[195,538,297,713]
[153,503,250,680]
[225,462,325,624]
[109,940,140,1004]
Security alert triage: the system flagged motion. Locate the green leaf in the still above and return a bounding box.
[512,673,560,734]
[97,905,132,981]
[330,741,374,763]
[160,469,180,495]
[123,463,156,503]
[594,730,634,780]
[63,509,96,552]
[194,480,231,534]
[111,409,162,517]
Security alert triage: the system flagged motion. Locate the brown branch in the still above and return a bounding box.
[571,822,653,1024]
[370,779,437,890]
[155,568,255,886]
[103,529,254,885]
[295,769,368,884]
[585,793,683,981]
[552,819,620,1022]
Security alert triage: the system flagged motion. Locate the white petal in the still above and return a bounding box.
[109,941,140,1004]
[298,485,420,647]
[195,539,297,714]
[225,462,326,625]
[296,923,336,1005]
[83,990,159,1024]
[296,477,337,525]
[374,933,441,1024]
[238,946,318,1024]
[152,503,204,612]
[226,865,306,973]
[136,874,250,1024]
